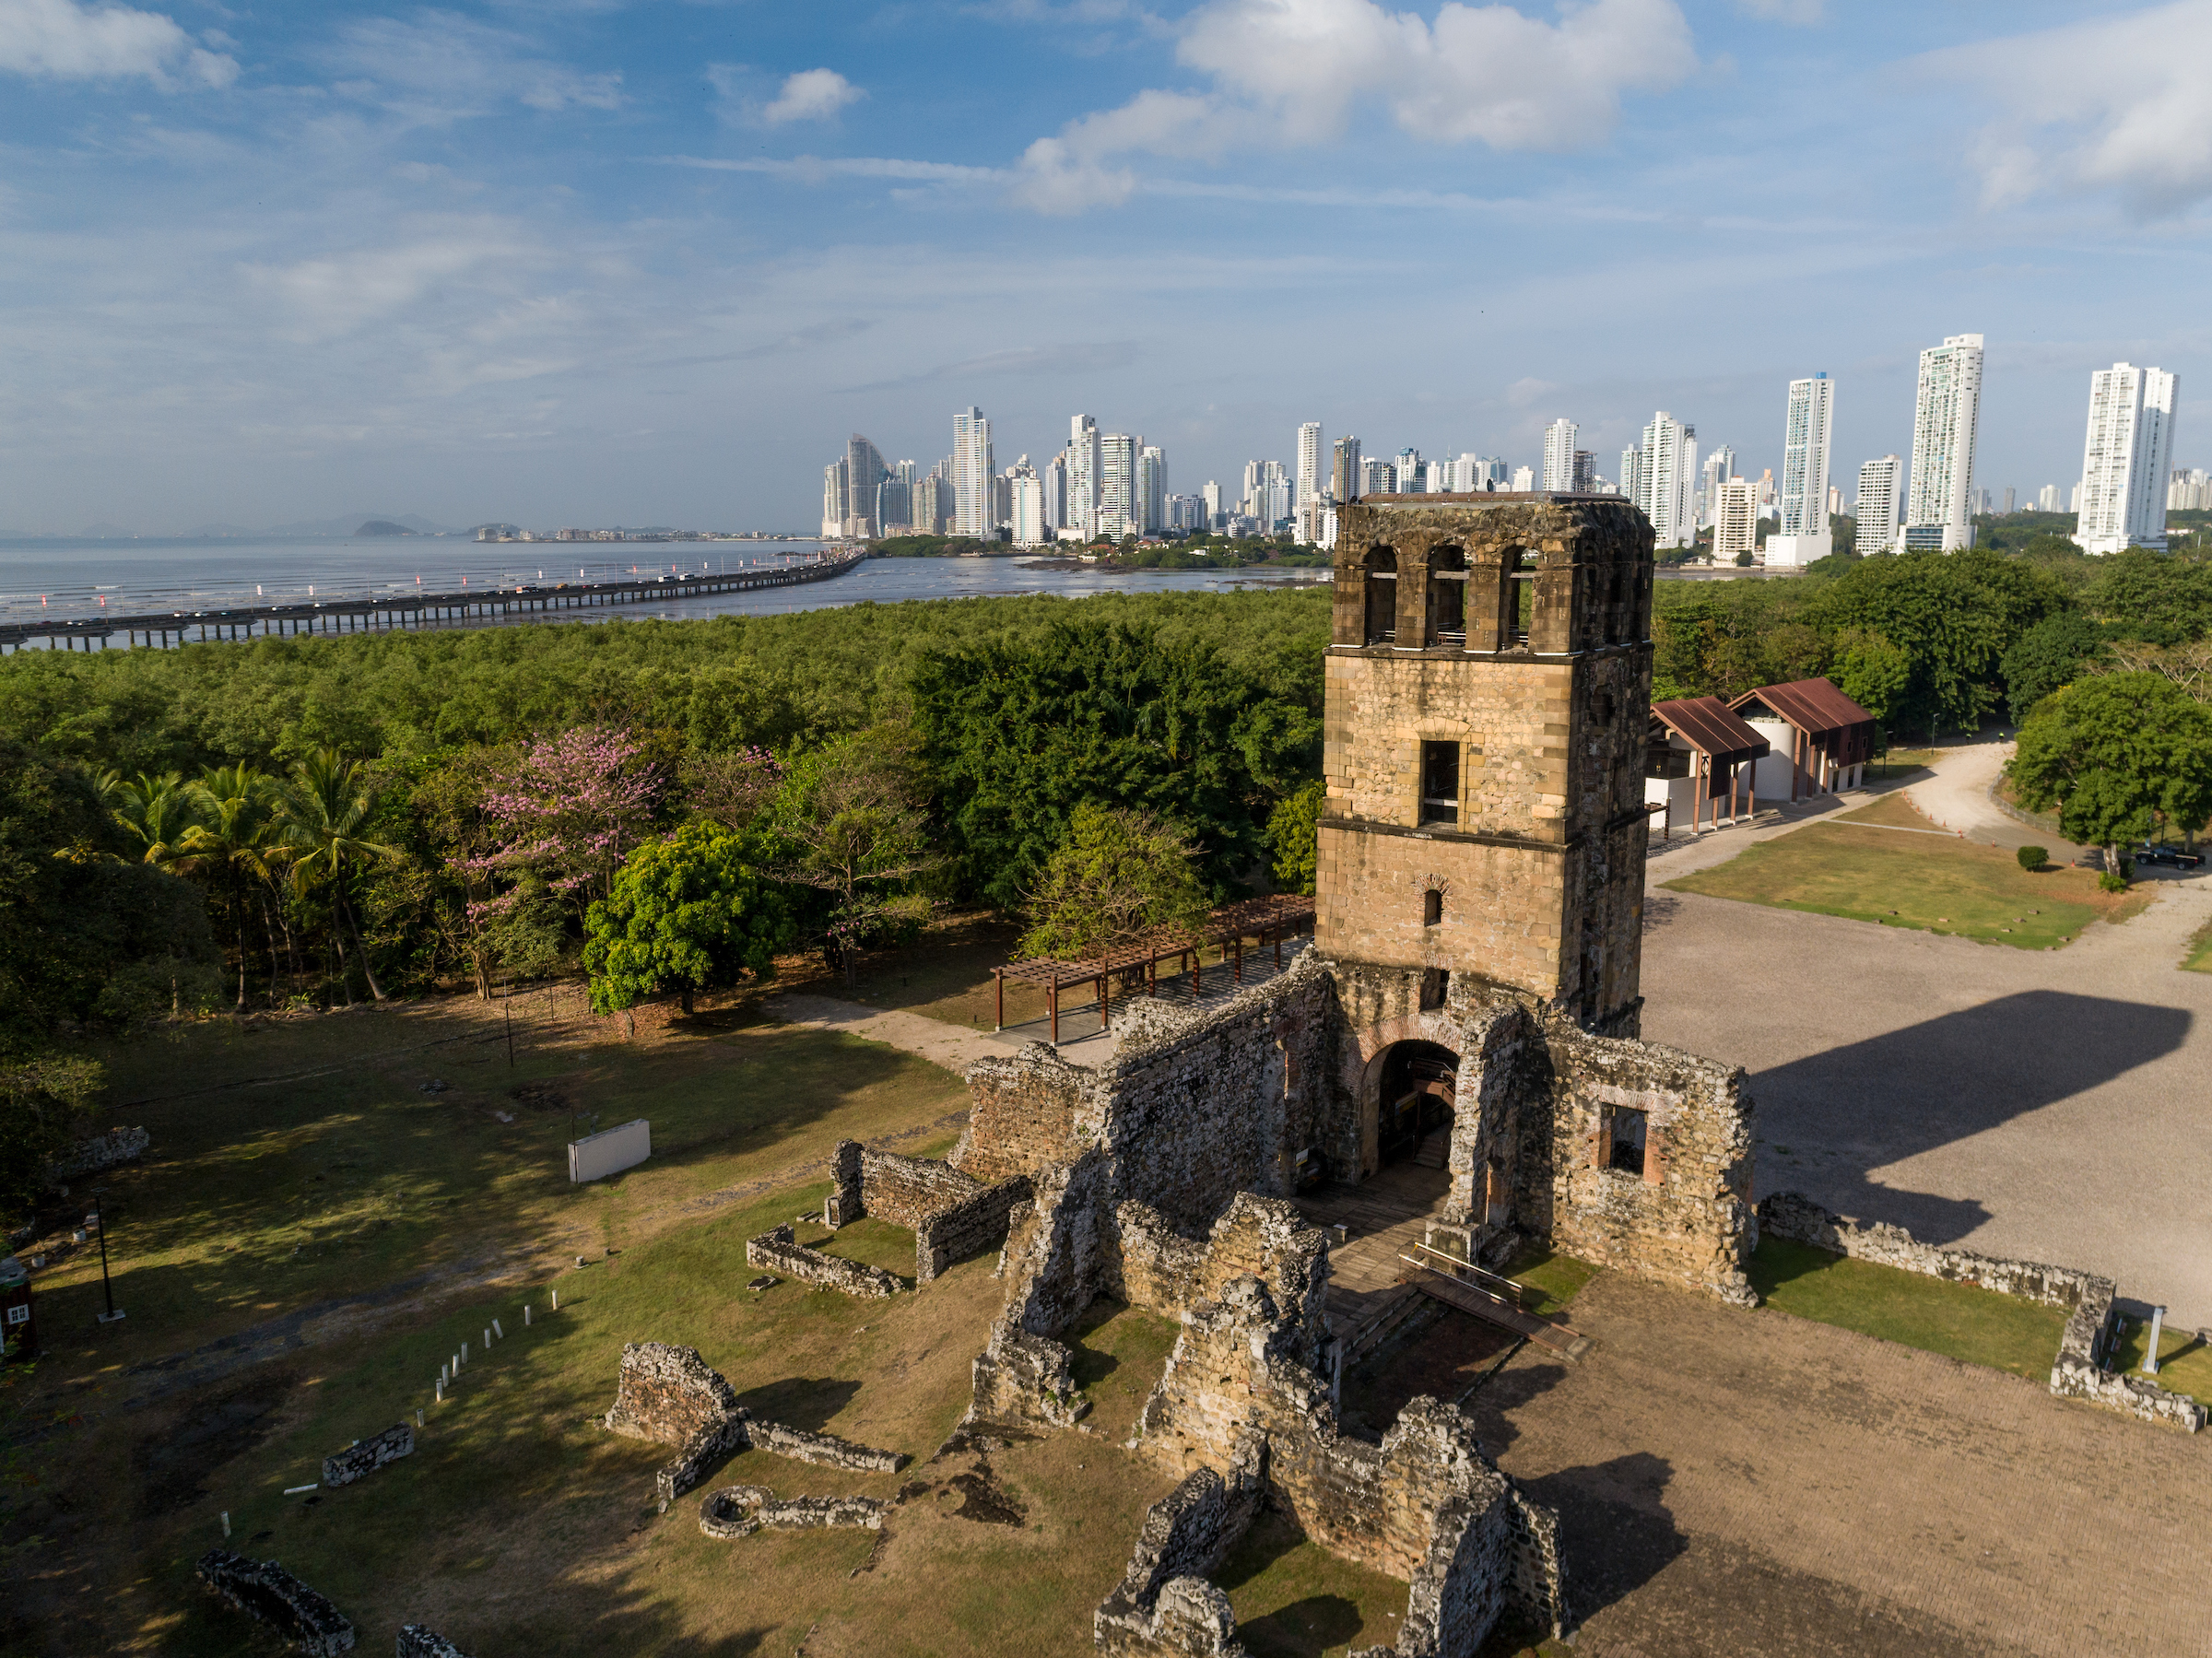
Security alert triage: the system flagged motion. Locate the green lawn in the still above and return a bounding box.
[2185,919,2212,975]
[20,995,970,1383]
[2108,1318,2212,1407]
[1750,1238,2067,1381]
[1503,1247,1598,1319]
[1217,1511,1410,1658]
[1664,794,2136,949]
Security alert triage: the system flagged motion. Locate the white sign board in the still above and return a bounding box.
[569,1119,651,1183]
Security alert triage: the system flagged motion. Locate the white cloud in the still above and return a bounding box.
[244,222,538,341]
[1919,0,2212,218]
[330,12,622,119]
[1010,0,1698,212]
[759,67,864,125]
[0,0,237,88]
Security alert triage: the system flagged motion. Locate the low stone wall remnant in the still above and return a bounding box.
[1758,1193,2204,1433]
[750,1418,906,1473]
[822,1139,1032,1283]
[396,1628,472,1658]
[48,1126,149,1182]
[1095,1434,1265,1657]
[603,1342,743,1444]
[698,1485,889,1539]
[745,1223,900,1299]
[195,1549,356,1656]
[918,1173,1034,1282]
[321,1423,413,1488]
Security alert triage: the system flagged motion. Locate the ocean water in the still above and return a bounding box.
[0,538,1328,641]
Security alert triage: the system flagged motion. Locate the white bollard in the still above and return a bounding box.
[440,1364,447,1386]
[483,1326,491,1349]
[2146,1306,2167,1375]
[551,1289,558,1311]
[461,1341,468,1364]
[524,1305,532,1326]
[417,1408,424,1427]
[222,1511,230,1538]
[436,1379,444,1402]
[493,1319,503,1339]
[283,1484,319,1496]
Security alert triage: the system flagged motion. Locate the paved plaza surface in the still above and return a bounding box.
[1642,744,2212,1324]
[1465,1272,2210,1657]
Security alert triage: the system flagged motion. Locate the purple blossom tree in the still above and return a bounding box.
[453,726,668,924]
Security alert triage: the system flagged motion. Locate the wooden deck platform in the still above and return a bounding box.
[1294,1162,1452,1355]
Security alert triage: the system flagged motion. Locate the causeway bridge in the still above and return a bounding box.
[0,549,868,653]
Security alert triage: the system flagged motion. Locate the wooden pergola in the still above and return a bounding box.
[993,892,1317,1044]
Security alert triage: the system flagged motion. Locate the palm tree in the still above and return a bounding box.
[274,750,399,1003]
[106,770,200,866]
[179,764,280,1010]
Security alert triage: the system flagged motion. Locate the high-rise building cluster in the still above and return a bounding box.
[814,337,2186,559]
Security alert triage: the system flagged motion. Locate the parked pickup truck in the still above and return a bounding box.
[2135,842,2206,869]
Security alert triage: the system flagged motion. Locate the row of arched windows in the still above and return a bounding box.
[1361,546,1532,649]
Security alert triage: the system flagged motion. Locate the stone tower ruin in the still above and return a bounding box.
[1318,494,1654,1040]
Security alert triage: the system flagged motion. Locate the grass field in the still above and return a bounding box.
[2109,1317,2212,1407]
[2185,919,2212,974]
[1749,1238,2068,1382]
[1663,790,2149,948]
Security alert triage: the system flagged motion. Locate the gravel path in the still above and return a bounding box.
[1466,1272,2211,1657]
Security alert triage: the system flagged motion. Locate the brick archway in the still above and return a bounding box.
[1345,1011,1466,1182]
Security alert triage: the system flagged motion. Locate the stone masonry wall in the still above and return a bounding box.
[859,1146,983,1230]
[918,1174,1033,1282]
[1094,1435,1265,1658]
[954,1047,1087,1183]
[1112,1194,1333,1374]
[603,1341,743,1445]
[1128,1276,1564,1650]
[1542,1025,1756,1305]
[195,1550,355,1656]
[397,1629,471,1658]
[746,1224,901,1298]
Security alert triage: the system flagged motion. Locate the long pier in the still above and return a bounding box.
[0,550,867,653]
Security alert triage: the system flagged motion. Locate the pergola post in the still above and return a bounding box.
[994,969,1004,1032]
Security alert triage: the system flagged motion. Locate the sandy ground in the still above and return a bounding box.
[1643,747,2212,1323]
[1466,1272,2212,1657]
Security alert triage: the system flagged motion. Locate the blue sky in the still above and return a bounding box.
[3,0,2209,535]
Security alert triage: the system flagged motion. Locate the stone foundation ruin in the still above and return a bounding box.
[601,1341,908,1511]
[194,1549,355,1656]
[824,1138,1033,1283]
[698,1486,889,1538]
[321,1422,414,1487]
[745,1222,901,1299]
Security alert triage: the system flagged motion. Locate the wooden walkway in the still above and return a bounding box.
[1294,1162,1451,1355]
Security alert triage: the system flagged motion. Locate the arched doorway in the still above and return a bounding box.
[1376,1040,1457,1167]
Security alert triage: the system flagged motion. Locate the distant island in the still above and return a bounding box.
[357,520,418,536]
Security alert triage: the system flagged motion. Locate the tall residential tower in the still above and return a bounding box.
[1766,374,1833,567]
[1904,334,1983,551]
[2075,364,2177,556]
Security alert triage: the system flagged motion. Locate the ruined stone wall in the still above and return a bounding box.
[1112,1195,1331,1368]
[1128,1276,1564,1650]
[918,1174,1033,1282]
[954,1047,1088,1183]
[859,1146,983,1230]
[1541,1026,1756,1305]
[321,1423,412,1487]
[1094,1437,1265,1658]
[397,1628,471,1658]
[195,1551,355,1656]
[746,1224,900,1299]
[603,1341,742,1445]
[1088,952,1336,1234]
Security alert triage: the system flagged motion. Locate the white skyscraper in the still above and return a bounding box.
[2039,483,2061,512]
[1633,412,1696,549]
[1065,415,1100,538]
[1698,446,1735,529]
[2075,363,2178,555]
[953,406,994,537]
[1767,374,1835,567]
[1855,455,1902,556]
[1010,463,1045,546]
[1541,418,1579,493]
[1202,480,1223,524]
[1099,433,1138,538]
[1138,446,1168,535]
[1511,464,1535,492]
[1619,447,1642,509]
[1297,422,1324,510]
[1905,334,1983,551]
[1712,478,1758,565]
[1042,453,1067,533]
[821,459,847,540]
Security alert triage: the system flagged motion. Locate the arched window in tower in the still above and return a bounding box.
[1500,549,1535,647]
[1363,547,1398,644]
[1426,546,1467,646]
[1422,888,1443,927]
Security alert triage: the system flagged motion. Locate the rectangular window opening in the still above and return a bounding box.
[1606,1107,1648,1174]
[1418,740,1460,826]
[1422,888,1443,927]
[1419,968,1449,1010]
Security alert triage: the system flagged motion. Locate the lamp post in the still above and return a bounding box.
[93,1190,124,1323]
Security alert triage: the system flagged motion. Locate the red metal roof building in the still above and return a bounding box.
[1646,696,1771,836]
[1729,678,1877,801]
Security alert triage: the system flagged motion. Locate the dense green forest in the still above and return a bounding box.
[2,541,2207,1084]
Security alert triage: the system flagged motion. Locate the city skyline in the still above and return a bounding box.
[1,3,2206,539]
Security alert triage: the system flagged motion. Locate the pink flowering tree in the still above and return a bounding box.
[453,727,669,932]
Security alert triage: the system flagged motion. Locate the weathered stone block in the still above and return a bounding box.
[321,1423,412,1488]
[395,1628,471,1658]
[698,1485,888,1538]
[603,1342,742,1444]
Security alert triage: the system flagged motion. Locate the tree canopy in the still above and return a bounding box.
[2010,673,2212,861]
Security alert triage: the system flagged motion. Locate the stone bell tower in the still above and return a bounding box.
[1314,493,1654,1035]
